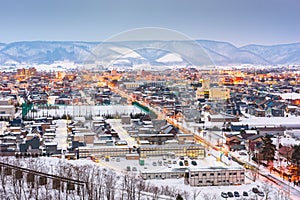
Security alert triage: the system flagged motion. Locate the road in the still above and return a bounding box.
[235,156,300,199]
[259,172,300,199]
[107,119,137,147]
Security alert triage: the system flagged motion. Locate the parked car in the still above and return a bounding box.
[234,191,240,197]
[132,167,137,171]
[179,161,183,166]
[184,160,189,166]
[158,161,162,166]
[221,192,228,198]
[227,191,234,198]
[191,160,197,166]
[243,191,248,196]
[252,187,259,194]
[258,191,265,197]
[173,160,177,164]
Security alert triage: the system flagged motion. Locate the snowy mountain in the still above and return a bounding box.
[0,40,299,66]
[240,43,300,65]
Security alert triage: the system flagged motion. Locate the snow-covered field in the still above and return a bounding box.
[29,105,144,118]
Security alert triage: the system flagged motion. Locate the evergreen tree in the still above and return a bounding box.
[176,194,184,200]
[260,135,276,163]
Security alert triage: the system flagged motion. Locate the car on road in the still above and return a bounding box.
[221,192,228,198]
[227,191,234,198]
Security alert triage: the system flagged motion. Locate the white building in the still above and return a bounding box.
[0,98,15,120]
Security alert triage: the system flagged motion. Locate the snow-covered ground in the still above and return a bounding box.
[28,105,145,118]
[53,120,68,150]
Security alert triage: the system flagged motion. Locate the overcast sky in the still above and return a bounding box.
[0,0,299,46]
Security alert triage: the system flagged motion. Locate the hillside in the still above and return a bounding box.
[0,40,299,66]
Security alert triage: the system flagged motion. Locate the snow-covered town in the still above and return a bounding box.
[1,1,300,199]
[0,65,300,199]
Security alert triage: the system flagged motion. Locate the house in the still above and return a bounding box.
[225,134,242,150]
[286,130,300,139]
[248,107,265,117]
[286,105,298,114]
[0,97,15,120]
[176,134,194,144]
[73,132,95,145]
[247,134,264,152]
[44,142,58,154]
[240,130,257,140]
[160,124,178,135]
[121,115,131,124]
[183,109,202,123]
[137,133,175,145]
[271,108,285,117]
[278,146,293,160]
[257,127,285,136]
[230,144,246,151]
[230,124,249,131]
[19,135,40,153]
[9,118,23,127]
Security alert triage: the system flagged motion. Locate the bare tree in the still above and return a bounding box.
[123,174,137,200]
[192,188,201,200]
[151,186,160,200]
[261,182,272,200]
[119,174,126,200]
[0,166,8,197]
[93,167,105,200]
[182,190,190,200]
[202,193,217,200]
[80,165,96,200]
[104,170,118,200]
[136,177,146,200]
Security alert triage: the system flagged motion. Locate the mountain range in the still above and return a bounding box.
[0,40,299,66]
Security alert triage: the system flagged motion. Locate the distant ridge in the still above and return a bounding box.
[0,40,299,66]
